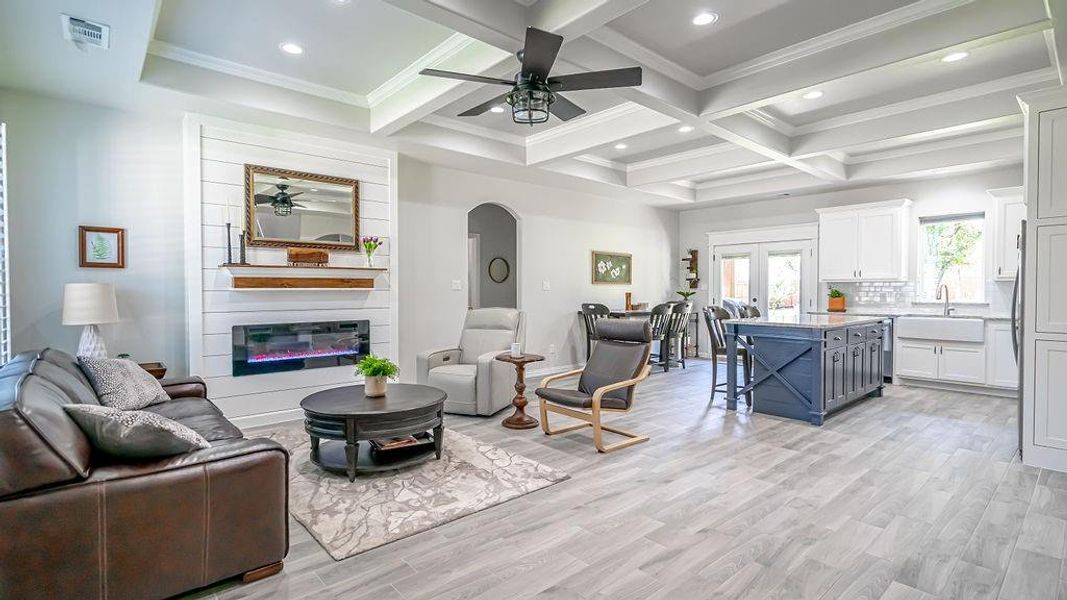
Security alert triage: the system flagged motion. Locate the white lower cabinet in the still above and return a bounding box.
[986,322,1019,388]
[895,338,987,385]
[1034,340,1067,451]
[938,342,986,384]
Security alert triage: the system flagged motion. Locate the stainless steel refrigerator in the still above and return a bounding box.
[1014,221,1026,457]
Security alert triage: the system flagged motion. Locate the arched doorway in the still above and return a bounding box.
[467,203,517,309]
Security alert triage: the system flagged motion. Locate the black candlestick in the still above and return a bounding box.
[225,222,234,265]
[239,234,248,265]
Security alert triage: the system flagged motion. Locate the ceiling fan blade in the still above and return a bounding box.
[292,202,306,208]
[549,94,586,121]
[288,191,304,198]
[458,92,511,117]
[548,67,642,91]
[420,68,514,86]
[254,194,275,205]
[521,27,563,81]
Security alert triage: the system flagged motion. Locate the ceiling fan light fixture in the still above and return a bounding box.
[273,201,293,217]
[508,86,553,125]
[490,105,506,113]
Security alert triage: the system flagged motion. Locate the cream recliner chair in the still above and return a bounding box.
[416,308,527,416]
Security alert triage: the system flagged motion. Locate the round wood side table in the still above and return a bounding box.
[494,352,545,429]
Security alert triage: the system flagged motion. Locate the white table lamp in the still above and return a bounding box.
[62,283,119,358]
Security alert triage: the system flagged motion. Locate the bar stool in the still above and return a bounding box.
[703,305,752,406]
[580,303,610,360]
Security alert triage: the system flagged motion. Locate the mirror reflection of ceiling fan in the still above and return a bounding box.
[420,27,642,125]
[255,177,306,216]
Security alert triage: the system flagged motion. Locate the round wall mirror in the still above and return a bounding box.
[488,257,510,283]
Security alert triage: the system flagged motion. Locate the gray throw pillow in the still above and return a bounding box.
[64,404,211,458]
[78,357,170,410]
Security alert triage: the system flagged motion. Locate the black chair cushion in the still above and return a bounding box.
[534,387,628,411]
[143,397,243,443]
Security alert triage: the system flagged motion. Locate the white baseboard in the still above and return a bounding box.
[232,408,303,430]
[893,377,1017,399]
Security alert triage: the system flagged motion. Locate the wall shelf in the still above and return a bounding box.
[219,264,385,290]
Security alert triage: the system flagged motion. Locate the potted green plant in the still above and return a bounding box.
[355,355,399,397]
[827,288,846,312]
[676,289,697,301]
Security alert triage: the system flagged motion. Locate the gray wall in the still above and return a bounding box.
[467,203,517,309]
[0,89,188,371]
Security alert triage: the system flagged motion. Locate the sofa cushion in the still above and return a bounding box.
[38,349,100,405]
[78,357,170,410]
[144,397,243,442]
[64,404,211,459]
[0,351,94,498]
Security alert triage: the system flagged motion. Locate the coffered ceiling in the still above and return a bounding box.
[1,0,1064,208]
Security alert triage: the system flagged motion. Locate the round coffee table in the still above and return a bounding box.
[300,384,446,481]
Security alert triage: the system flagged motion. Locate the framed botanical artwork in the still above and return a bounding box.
[591,250,632,285]
[78,226,126,269]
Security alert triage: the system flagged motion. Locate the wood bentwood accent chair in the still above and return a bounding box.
[703,305,753,407]
[580,303,611,360]
[535,320,652,453]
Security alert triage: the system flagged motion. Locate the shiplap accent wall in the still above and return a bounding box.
[183,115,398,427]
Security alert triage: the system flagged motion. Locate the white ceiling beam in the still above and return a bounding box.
[381,0,527,50]
[848,134,1022,180]
[698,0,1051,119]
[524,102,676,165]
[1045,0,1067,83]
[625,144,767,186]
[529,0,651,41]
[694,171,830,205]
[706,115,848,181]
[792,88,1032,157]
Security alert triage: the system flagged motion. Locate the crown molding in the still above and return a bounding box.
[585,27,705,89]
[365,33,479,107]
[747,109,797,136]
[574,154,625,171]
[421,114,526,146]
[793,68,1057,135]
[147,40,370,107]
[524,101,649,146]
[701,0,975,88]
[625,142,740,172]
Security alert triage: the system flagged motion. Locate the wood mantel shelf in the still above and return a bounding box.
[219,264,385,290]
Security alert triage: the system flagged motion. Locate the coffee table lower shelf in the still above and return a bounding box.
[311,434,440,477]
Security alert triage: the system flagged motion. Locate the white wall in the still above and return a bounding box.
[399,158,678,376]
[681,166,1024,315]
[184,116,398,426]
[0,89,187,369]
[467,203,517,309]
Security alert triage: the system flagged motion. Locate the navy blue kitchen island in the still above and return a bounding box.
[725,314,887,425]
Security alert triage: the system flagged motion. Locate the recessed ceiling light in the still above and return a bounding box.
[692,12,719,26]
[279,42,304,55]
[490,105,506,113]
[678,125,695,133]
[802,90,824,100]
[614,143,628,150]
[332,0,351,3]
[309,188,319,192]
[941,51,969,63]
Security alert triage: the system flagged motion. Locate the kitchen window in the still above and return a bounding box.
[916,213,985,303]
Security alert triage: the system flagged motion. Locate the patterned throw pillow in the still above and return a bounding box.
[64,404,211,458]
[78,357,170,410]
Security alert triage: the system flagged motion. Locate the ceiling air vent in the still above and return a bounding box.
[60,14,110,49]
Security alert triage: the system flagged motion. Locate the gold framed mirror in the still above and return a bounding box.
[244,164,360,251]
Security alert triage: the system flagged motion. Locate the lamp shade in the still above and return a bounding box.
[62,283,119,326]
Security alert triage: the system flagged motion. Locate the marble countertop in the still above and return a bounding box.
[725,314,885,330]
[808,310,1011,321]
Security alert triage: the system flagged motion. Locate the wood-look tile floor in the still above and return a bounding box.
[186,360,1067,600]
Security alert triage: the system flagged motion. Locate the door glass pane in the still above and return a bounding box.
[720,255,750,303]
[767,252,801,320]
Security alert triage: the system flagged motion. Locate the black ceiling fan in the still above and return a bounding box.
[255,177,306,216]
[419,27,642,125]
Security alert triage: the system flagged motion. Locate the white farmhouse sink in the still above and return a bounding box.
[895,316,985,342]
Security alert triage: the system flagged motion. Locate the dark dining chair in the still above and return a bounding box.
[580,303,611,360]
[665,301,693,370]
[703,305,752,407]
[743,305,762,318]
[647,303,673,372]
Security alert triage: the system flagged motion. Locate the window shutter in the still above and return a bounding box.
[0,123,10,363]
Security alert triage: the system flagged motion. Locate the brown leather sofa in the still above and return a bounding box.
[0,349,289,600]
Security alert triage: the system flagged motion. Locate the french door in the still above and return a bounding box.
[712,240,815,319]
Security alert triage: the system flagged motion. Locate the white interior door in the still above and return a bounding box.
[713,240,815,316]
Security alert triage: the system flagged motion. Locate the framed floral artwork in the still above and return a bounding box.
[591,250,631,285]
[78,226,126,269]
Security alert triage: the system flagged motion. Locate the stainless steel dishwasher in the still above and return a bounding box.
[882,318,894,383]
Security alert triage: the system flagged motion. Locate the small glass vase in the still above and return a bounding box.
[366,252,375,268]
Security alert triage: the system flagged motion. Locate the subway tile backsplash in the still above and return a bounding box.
[830,281,914,305]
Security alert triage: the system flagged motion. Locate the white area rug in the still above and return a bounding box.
[264,423,569,560]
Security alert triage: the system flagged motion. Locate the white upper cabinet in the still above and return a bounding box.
[817,199,911,282]
[990,187,1025,281]
[1038,107,1067,219]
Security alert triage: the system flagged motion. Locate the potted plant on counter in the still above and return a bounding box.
[676,289,697,301]
[356,355,399,397]
[827,288,846,312]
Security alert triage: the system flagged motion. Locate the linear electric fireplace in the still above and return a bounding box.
[231,320,370,377]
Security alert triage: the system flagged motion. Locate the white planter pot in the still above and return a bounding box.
[365,375,388,397]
